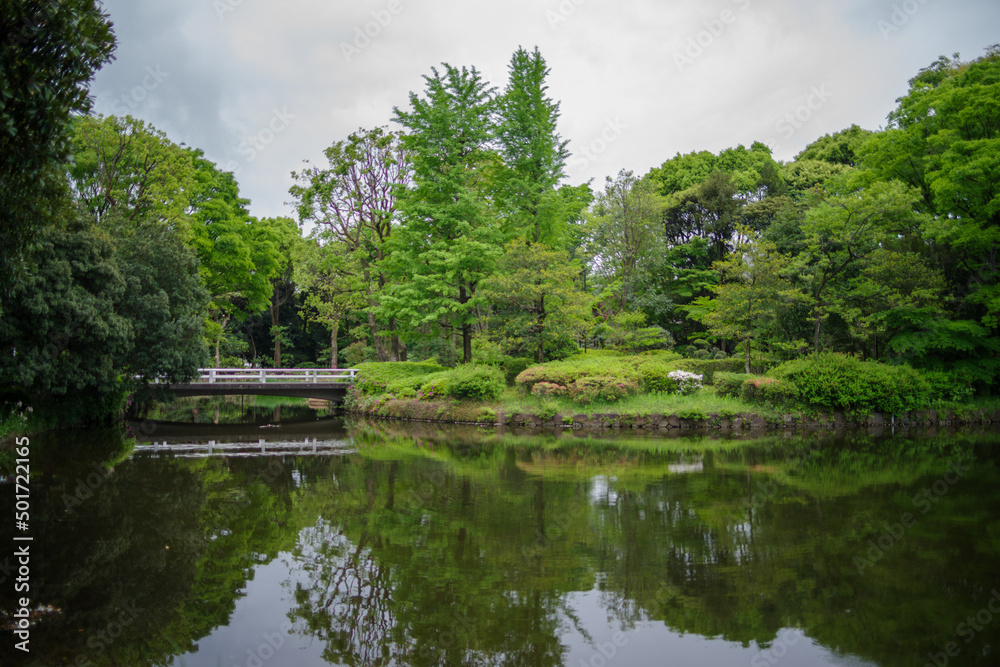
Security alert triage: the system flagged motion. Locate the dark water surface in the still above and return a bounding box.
[2,412,1000,667]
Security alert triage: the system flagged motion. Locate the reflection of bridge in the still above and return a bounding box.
[128,416,355,458]
[162,368,358,401]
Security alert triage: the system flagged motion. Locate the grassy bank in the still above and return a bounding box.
[345,353,1000,429]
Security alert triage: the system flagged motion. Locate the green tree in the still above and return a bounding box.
[383,64,503,364]
[493,46,577,245]
[481,241,590,362]
[188,157,280,365]
[586,170,666,311]
[797,181,923,352]
[257,216,302,368]
[0,0,116,291]
[686,234,801,372]
[296,236,365,368]
[68,114,197,234]
[860,49,1000,331]
[290,126,411,361]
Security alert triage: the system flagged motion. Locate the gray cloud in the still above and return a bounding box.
[89,0,1000,219]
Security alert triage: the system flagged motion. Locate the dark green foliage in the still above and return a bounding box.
[0,0,116,290]
[918,370,975,403]
[501,357,533,386]
[668,358,746,384]
[739,376,799,406]
[715,372,751,398]
[355,361,447,396]
[769,353,930,414]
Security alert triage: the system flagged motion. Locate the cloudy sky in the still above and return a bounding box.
[89,0,999,220]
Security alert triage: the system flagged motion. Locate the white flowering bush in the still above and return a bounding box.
[668,370,703,395]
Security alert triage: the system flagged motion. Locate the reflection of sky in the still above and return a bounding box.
[169,539,877,667]
[170,555,329,667]
[562,588,876,667]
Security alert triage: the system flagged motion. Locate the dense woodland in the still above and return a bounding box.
[1,2,998,423]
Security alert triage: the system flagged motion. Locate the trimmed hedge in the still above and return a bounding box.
[715,372,751,398]
[740,376,799,406]
[355,361,447,396]
[768,353,930,414]
[568,376,639,405]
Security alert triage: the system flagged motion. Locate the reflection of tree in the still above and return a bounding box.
[0,435,301,667]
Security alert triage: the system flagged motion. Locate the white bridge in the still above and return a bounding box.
[160,368,359,400]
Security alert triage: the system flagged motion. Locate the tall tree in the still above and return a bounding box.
[586,170,666,311]
[0,0,116,292]
[686,234,800,372]
[796,180,923,352]
[493,46,574,245]
[482,241,590,362]
[257,216,302,368]
[382,64,503,364]
[290,126,410,361]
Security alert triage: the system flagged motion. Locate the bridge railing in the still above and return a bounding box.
[191,368,359,384]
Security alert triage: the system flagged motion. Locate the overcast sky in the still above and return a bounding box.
[89,0,1000,221]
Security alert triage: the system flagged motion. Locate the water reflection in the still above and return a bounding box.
[1,420,998,666]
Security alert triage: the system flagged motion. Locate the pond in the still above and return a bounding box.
[2,404,999,667]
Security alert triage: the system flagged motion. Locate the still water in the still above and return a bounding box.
[2,404,999,667]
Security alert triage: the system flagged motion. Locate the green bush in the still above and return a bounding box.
[444,364,505,401]
[355,361,447,396]
[416,371,452,400]
[297,361,317,369]
[501,357,532,386]
[531,382,568,398]
[668,358,745,384]
[715,372,750,398]
[919,370,974,403]
[740,376,799,406]
[768,353,930,414]
[568,376,638,405]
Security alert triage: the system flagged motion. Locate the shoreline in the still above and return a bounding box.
[346,396,1000,433]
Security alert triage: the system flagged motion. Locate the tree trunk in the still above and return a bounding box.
[270,301,281,368]
[330,320,339,369]
[745,339,751,374]
[459,285,472,364]
[813,309,822,354]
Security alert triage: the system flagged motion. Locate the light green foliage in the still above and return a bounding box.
[514,352,685,397]
[432,364,505,401]
[714,372,751,398]
[797,180,925,352]
[188,156,281,365]
[493,47,576,244]
[355,361,447,396]
[69,115,198,234]
[482,240,590,363]
[768,353,930,414]
[382,64,503,363]
[795,124,874,167]
[860,50,1000,331]
[567,376,638,405]
[296,236,365,368]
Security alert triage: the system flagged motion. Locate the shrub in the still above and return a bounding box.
[501,357,532,386]
[531,382,568,398]
[668,358,745,384]
[568,376,638,405]
[715,372,751,398]
[919,370,974,403]
[416,371,452,400]
[740,376,799,406]
[439,364,505,401]
[668,370,703,395]
[768,353,930,414]
[355,361,447,396]
[692,348,710,360]
[343,342,375,367]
